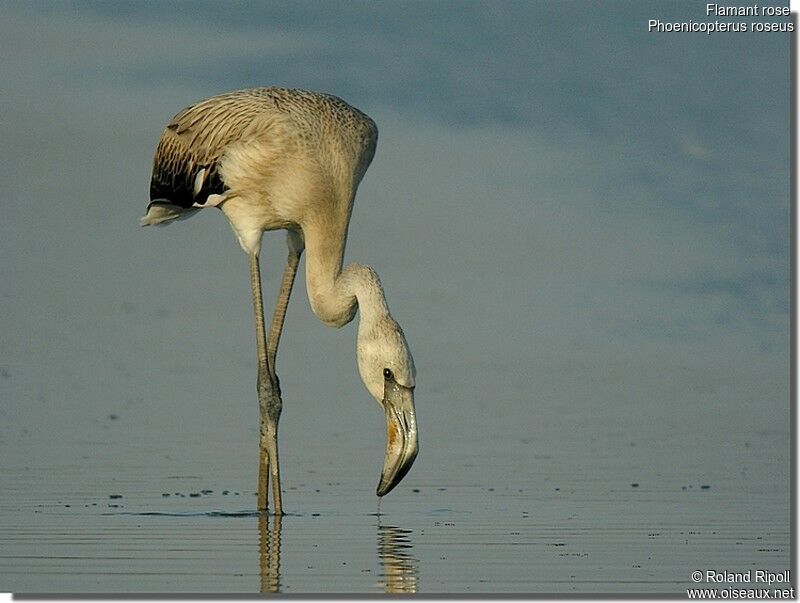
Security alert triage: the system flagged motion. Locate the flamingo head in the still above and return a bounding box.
[356,316,418,496]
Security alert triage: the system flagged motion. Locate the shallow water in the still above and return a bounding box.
[0,2,792,592]
[0,255,791,595]
[5,502,787,594]
[0,361,790,594]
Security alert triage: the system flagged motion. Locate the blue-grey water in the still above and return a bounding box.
[0,0,791,595]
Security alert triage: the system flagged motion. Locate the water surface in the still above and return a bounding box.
[0,363,789,594]
[0,0,791,595]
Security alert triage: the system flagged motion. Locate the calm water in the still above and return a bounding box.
[0,1,791,594]
[0,353,790,594]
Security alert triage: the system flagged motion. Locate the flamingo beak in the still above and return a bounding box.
[376,382,418,496]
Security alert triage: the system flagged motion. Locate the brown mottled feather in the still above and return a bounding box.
[149,88,377,210]
[150,90,276,208]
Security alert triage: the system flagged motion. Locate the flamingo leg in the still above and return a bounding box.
[249,252,283,515]
[267,230,305,383]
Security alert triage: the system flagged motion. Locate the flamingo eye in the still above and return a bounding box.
[383,368,393,381]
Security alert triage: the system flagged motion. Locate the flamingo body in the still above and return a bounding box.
[141,88,417,514]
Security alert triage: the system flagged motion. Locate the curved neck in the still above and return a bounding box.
[304,225,390,330]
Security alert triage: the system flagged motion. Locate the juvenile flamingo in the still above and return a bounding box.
[141,88,418,515]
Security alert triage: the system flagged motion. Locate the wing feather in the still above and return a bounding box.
[149,91,275,208]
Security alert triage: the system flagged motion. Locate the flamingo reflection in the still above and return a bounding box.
[259,514,282,592]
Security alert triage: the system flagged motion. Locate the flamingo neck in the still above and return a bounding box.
[304,228,390,330]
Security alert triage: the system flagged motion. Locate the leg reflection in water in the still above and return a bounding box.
[258,514,282,593]
[377,523,418,593]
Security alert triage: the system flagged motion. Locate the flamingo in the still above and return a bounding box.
[140,88,418,515]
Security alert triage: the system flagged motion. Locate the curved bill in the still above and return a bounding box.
[376,382,418,496]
